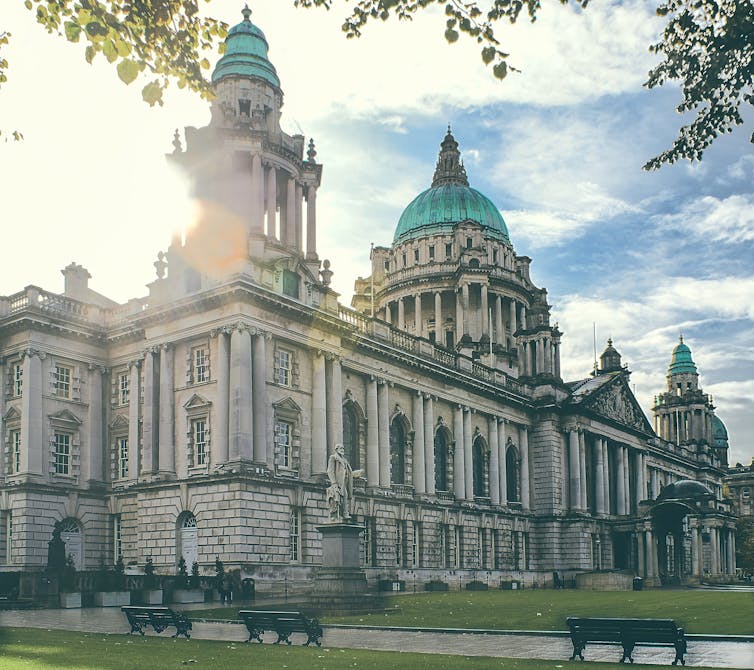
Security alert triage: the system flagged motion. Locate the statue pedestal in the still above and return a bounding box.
[312,523,374,612]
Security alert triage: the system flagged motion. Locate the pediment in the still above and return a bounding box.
[4,406,21,422]
[110,414,129,429]
[272,396,302,414]
[49,409,82,427]
[183,393,211,411]
[582,377,652,433]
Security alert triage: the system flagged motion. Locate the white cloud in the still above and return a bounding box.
[653,195,754,244]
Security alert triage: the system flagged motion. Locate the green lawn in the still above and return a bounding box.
[0,628,724,670]
[192,590,754,635]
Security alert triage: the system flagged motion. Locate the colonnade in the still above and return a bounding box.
[655,407,713,446]
[519,337,560,377]
[232,156,319,258]
[384,286,526,348]
[565,427,647,515]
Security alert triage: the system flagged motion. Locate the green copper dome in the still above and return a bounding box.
[712,415,728,447]
[394,129,509,244]
[211,6,280,88]
[668,336,698,375]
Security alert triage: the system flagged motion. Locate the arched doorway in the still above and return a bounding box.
[177,512,198,568]
[60,518,83,569]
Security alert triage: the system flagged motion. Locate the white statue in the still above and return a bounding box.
[326,444,363,522]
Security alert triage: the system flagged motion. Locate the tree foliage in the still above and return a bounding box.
[736,516,754,572]
[1,0,752,167]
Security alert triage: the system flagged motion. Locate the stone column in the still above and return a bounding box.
[509,299,517,337]
[461,283,470,338]
[453,405,465,500]
[306,185,317,259]
[463,408,473,501]
[434,292,443,343]
[554,342,561,379]
[495,295,503,346]
[398,298,405,330]
[312,352,327,474]
[229,326,253,462]
[286,177,296,247]
[158,344,175,475]
[594,436,605,515]
[251,153,264,233]
[616,445,626,515]
[412,392,426,494]
[212,331,229,464]
[481,284,489,337]
[327,356,343,455]
[385,302,393,326]
[637,531,646,576]
[519,425,530,510]
[498,419,508,504]
[424,395,435,494]
[414,294,422,337]
[266,164,277,239]
[650,468,659,499]
[295,182,304,251]
[602,439,610,514]
[623,447,631,512]
[252,332,268,464]
[519,304,527,330]
[378,381,390,487]
[578,429,588,510]
[141,348,157,474]
[488,417,500,504]
[568,428,581,512]
[127,360,141,478]
[85,364,104,484]
[366,378,379,487]
[729,527,737,575]
[691,525,700,578]
[710,526,719,575]
[635,452,645,507]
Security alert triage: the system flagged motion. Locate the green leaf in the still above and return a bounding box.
[114,39,131,57]
[24,0,32,10]
[85,45,95,64]
[142,81,163,106]
[102,39,117,63]
[481,46,495,64]
[64,21,81,43]
[493,61,508,80]
[116,59,139,85]
[444,28,459,44]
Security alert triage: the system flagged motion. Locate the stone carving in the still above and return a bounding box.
[326,444,364,522]
[589,384,646,431]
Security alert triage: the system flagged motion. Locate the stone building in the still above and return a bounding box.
[0,8,737,591]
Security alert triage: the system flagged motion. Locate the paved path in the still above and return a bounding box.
[0,608,752,668]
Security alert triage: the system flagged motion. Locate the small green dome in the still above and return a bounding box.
[668,335,697,375]
[712,416,728,448]
[393,128,509,245]
[211,6,280,88]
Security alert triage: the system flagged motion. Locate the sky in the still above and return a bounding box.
[2,0,753,466]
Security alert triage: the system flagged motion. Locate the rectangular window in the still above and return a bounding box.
[412,523,420,567]
[53,365,71,398]
[413,249,419,263]
[10,430,21,474]
[493,248,498,265]
[6,511,13,564]
[445,243,452,259]
[402,253,407,267]
[479,528,486,568]
[113,514,122,562]
[277,350,291,386]
[445,330,454,348]
[12,363,22,397]
[118,437,129,479]
[466,237,473,249]
[440,524,448,568]
[275,420,292,467]
[289,509,300,562]
[54,433,70,475]
[192,346,209,384]
[395,521,403,567]
[492,529,500,569]
[453,526,461,568]
[192,418,208,466]
[428,245,435,260]
[362,517,373,567]
[118,372,130,406]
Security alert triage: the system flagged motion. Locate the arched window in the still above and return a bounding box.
[434,428,449,491]
[390,417,406,485]
[342,404,360,470]
[506,446,519,502]
[472,435,486,497]
[177,512,198,568]
[60,518,83,570]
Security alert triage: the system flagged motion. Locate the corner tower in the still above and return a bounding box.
[158,6,327,305]
[353,128,561,380]
[652,336,728,467]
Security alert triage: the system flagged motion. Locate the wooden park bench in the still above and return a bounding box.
[238,610,323,646]
[121,606,193,639]
[566,617,687,665]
